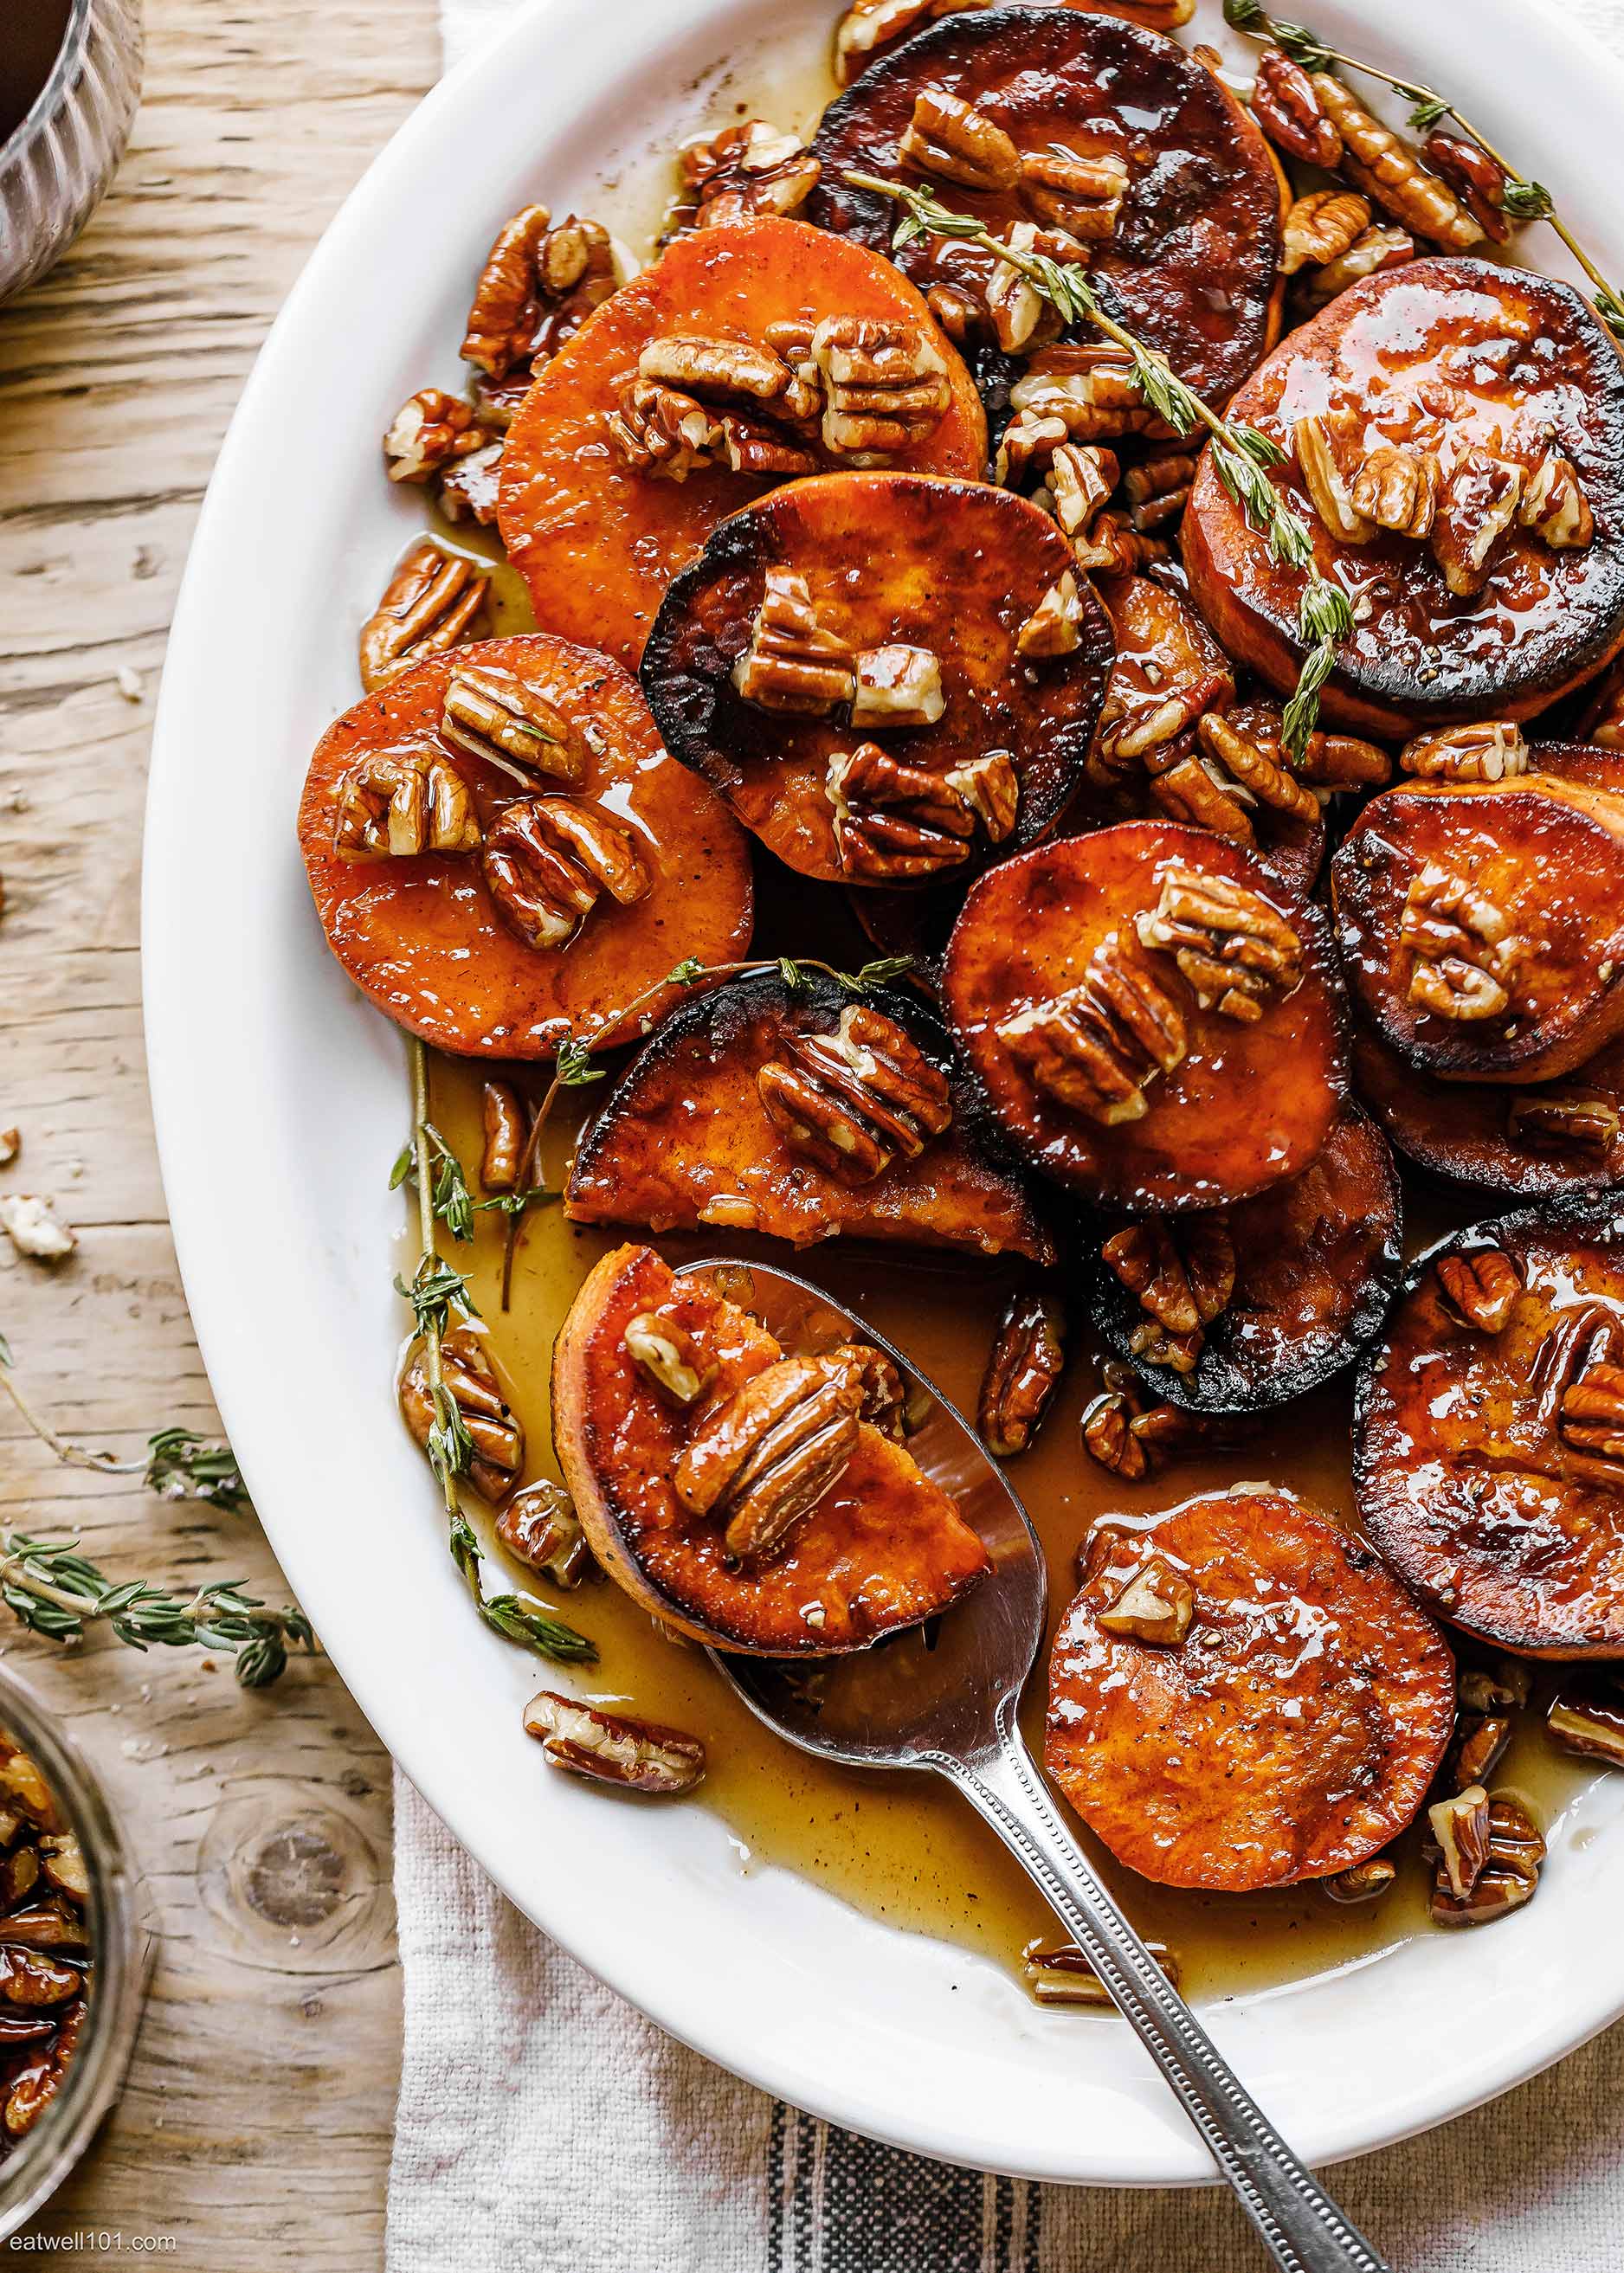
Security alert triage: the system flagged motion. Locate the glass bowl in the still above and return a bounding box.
[0,0,145,306]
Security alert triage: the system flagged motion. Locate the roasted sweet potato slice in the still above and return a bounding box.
[640,470,1112,887]
[552,1242,990,1652]
[1046,1486,1454,1890]
[1354,1018,1624,1197]
[297,634,752,1059]
[941,821,1349,1210]
[808,6,1284,409]
[496,220,987,670]
[1354,1197,1624,1656]
[1331,775,1624,1085]
[1089,1105,1402,1411]
[1184,258,1624,737]
[564,969,1053,1262]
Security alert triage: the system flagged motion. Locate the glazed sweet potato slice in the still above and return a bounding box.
[1331,775,1624,1085]
[1184,258,1624,737]
[1046,1486,1454,1890]
[640,470,1112,887]
[1354,1019,1624,1197]
[1354,1198,1624,1656]
[808,6,1284,409]
[296,634,752,1059]
[941,821,1349,1211]
[1089,1105,1402,1412]
[564,970,1054,1262]
[496,219,987,670]
[552,1242,991,1652]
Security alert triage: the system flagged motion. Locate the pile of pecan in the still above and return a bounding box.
[0,1741,91,2153]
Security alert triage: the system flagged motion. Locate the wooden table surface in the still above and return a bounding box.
[0,1,440,2254]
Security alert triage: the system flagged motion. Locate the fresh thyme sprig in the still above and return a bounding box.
[1222,2,1624,336]
[0,1349,250,1508]
[402,1038,594,1664]
[842,170,1346,757]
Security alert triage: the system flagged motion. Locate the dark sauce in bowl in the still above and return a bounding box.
[0,0,74,150]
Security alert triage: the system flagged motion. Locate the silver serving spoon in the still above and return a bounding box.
[678,1256,1391,2273]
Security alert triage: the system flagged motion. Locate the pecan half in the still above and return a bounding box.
[1427,1783,1492,1902]
[731,569,857,715]
[1423,132,1512,242]
[1039,440,1119,535]
[826,744,973,879]
[463,207,616,378]
[480,1079,528,1193]
[984,222,1060,356]
[996,937,1187,1125]
[623,1309,716,1406]
[1547,1689,1624,1768]
[358,539,491,693]
[1402,861,1524,1021]
[1095,660,1228,777]
[1195,711,1320,827]
[441,664,586,787]
[1101,1219,1234,1375]
[640,331,804,407]
[1431,448,1524,598]
[995,406,1069,486]
[1136,864,1304,1024]
[757,1002,953,1185]
[1252,48,1342,169]
[1436,1248,1522,1335]
[497,1479,594,1587]
[481,797,650,951]
[1098,1555,1195,1647]
[331,751,480,860]
[606,378,813,481]
[1519,443,1594,550]
[3,1996,85,2139]
[1507,1090,1620,1154]
[1122,448,1198,534]
[524,1691,706,1794]
[1300,223,1415,301]
[977,1291,1066,1458]
[400,1323,523,1503]
[811,315,952,460]
[899,88,1020,191]
[1281,189,1372,276]
[833,0,983,83]
[436,439,505,528]
[1449,1712,1512,1792]
[1293,415,1374,544]
[383,387,484,484]
[1022,1935,1181,2009]
[680,119,820,229]
[1400,722,1529,784]
[1428,1796,1543,1927]
[1009,348,1180,444]
[673,1354,863,1563]
[1020,149,1128,241]
[1311,75,1481,249]
[1350,443,1440,539]
[1560,1361,1624,1469]
[829,1342,910,1440]
[1016,570,1087,658]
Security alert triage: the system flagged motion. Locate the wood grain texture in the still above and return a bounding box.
[0,0,439,2253]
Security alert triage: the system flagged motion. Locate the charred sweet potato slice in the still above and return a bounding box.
[552,1242,990,1652]
[1046,1486,1454,1890]
[1354,1197,1624,1656]
[296,634,752,1059]
[641,470,1112,887]
[1354,1018,1624,1198]
[941,821,1349,1211]
[808,6,1284,409]
[496,220,987,670]
[564,969,1053,1262]
[1184,258,1624,737]
[1089,1104,1402,1412]
[1331,775,1624,1085]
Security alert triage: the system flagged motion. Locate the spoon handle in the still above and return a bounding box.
[939,1729,1391,2273]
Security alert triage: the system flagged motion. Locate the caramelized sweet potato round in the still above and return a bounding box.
[297,634,752,1058]
[564,969,1053,1260]
[552,1242,990,1652]
[640,471,1112,886]
[808,6,1284,409]
[497,220,987,669]
[1089,1105,1402,1411]
[941,821,1349,1210]
[1354,1198,1624,1656]
[1046,1486,1454,1890]
[1184,259,1624,736]
[1331,775,1624,1085]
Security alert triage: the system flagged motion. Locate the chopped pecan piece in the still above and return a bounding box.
[1519,442,1594,550]
[833,0,963,85]
[996,937,1187,1125]
[1400,722,1528,784]
[441,664,586,787]
[358,539,490,693]
[3,1996,85,2138]
[1136,864,1304,1024]
[1098,1555,1195,1647]
[331,750,480,860]
[1095,662,1228,776]
[1431,448,1524,598]
[1507,1090,1620,1153]
[673,1354,863,1563]
[995,406,1070,487]
[1041,441,1118,534]
[680,119,820,229]
[1251,48,1342,169]
[1300,223,1415,301]
[829,1342,910,1439]
[1020,149,1128,241]
[1195,712,1320,827]
[1146,754,1251,843]
[1402,861,1525,1021]
[757,1002,953,1184]
[850,643,946,728]
[1122,449,1198,534]
[1288,727,1393,792]
[1009,348,1180,444]
[810,315,952,460]
[1428,1796,1543,1927]
[480,1079,528,1193]
[1423,132,1513,242]
[899,87,1021,191]
[1322,1858,1397,1903]
[984,222,1059,356]
[1293,415,1374,544]
[1350,443,1440,539]
[400,1323,523,1503]
[1560,1361,1624,1467]
[436,438,505,527]
[1080,1384,1150,1479]
[497,1479,594,1587]
[1450,1712,1512,1792]
[1022,1935,1181,2010]
[524,1691,706,1794]
[731,569,857,715]
[383,387,484,484]
[1427,1783,1492,1902]
[1460,1660,1532,1715]
[1016,570,1086,658]
[944,750,1019,842]
[462,207,616,378]
[924,280,984,344]
[1281,189,1372,276]
[1311,75,1482,249]
[481,796,651,951]
[826,744,973,879]
[1547,1689,1624,1768]
[1101,1219,1234,1375]
[624,1310,715,1406]
[977,1291,1066,1458]
[1436,1248,1521,1335]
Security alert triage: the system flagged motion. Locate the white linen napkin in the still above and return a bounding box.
[390,3,1624,2264]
